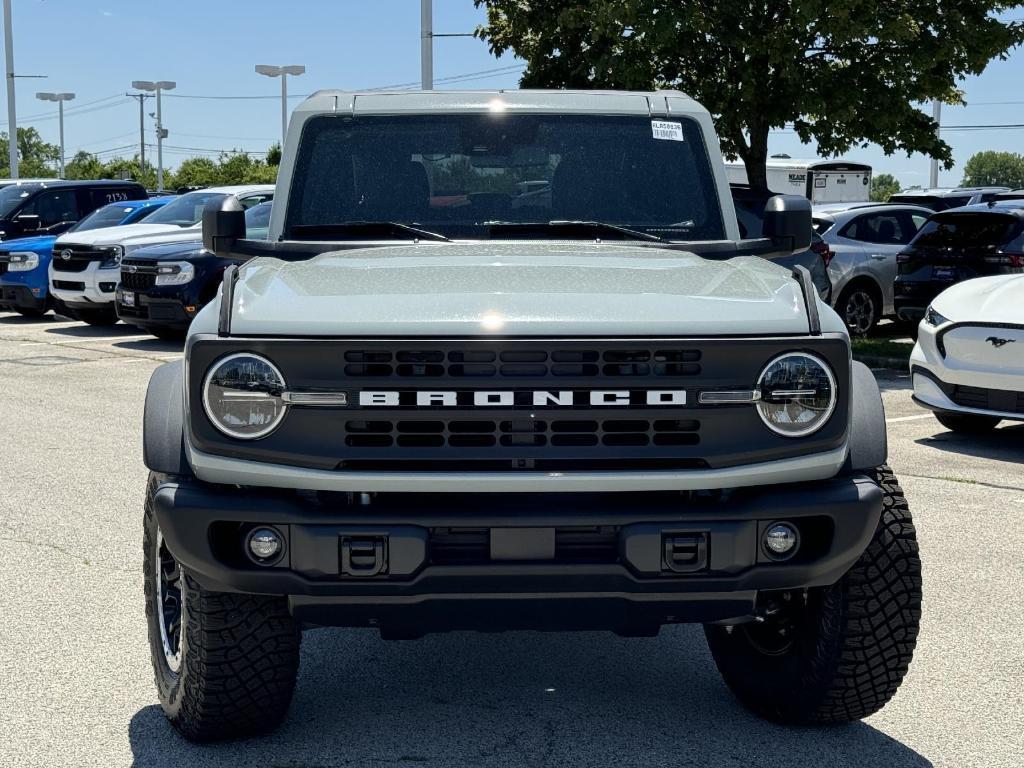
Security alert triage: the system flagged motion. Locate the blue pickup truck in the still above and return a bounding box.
[0,196,173,317]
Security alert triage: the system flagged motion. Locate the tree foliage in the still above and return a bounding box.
[475,1,1024,187]
[870,173,902,202]
[64,147,278,189]
[961,151,1024,188]
[0,127,61,177]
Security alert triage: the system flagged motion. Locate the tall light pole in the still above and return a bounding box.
[35,92,74,178]
[126,91,153,180]
[929,99,942,189]
[132,80,175,191]
[4,0,17,177]
[420,0,433,90]
[255,64,305,146]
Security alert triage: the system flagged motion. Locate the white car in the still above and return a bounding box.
[48,185,273,325]
[910,274,1024,433]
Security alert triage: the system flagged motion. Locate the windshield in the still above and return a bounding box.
[144,191,228,227]
[285,114,724,241]
[0,184,43,218]
[68,203,142,233]
[911,214,1019,249]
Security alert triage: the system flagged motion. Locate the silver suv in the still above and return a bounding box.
[814,203,933,334]
[140,89,921,741]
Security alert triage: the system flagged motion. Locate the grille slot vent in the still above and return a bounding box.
[339,347,702,378]
[344,418,700,449]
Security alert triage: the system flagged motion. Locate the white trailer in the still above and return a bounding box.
[726,159,872,203]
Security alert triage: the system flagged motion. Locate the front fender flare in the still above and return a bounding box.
[143,360,190,476]
[843,360,888,472]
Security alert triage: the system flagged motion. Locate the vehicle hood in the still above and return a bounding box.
[933,274,1024,325]
[54,222,186,246]
[121,229,202,253]
[0,234,56,253]
[224,242,823,337]
[126,240,206,261]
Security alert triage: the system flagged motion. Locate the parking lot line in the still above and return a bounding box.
[886,414,933,423]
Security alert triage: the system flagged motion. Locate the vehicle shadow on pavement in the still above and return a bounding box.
[873,370,913,392]
[127,625,932,768]
[42,323,147,338]
[112,339,185,353]
[916,423,1024,464]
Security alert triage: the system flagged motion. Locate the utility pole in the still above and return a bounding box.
[131,80,175,191]
[126,92,153,179]
[420,0,433,90]
[929,100,942,189]
[3,0,16,177]
[35,92,74,178]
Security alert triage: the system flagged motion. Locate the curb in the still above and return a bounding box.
[853,354,909,371]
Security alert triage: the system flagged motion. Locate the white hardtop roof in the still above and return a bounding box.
[896,186,1011,196]
[292,89,707,118]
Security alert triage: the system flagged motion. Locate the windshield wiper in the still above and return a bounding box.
[290,221,450,242]
[487,220,667,243]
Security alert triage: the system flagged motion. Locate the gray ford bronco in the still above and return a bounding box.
[142,89,921,741]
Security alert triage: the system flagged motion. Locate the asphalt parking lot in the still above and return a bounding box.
[1,311,1022,768]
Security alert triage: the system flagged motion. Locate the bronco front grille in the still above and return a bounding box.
[187,337,851,472]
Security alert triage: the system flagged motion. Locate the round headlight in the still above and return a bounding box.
[202,353,287,439]
[756,353,837,437]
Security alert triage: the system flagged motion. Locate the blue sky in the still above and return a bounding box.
[6,0,1023,188]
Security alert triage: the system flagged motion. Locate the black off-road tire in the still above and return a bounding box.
[935,410,1001,434]
[704,466,922,725]
[143,472,301,742]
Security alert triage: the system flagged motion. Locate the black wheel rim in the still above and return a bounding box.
[739,592,804,656]
[155,530,183,673]
[843,290,875,335]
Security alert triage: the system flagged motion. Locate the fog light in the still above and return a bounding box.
[247,528,282,561]
[764,523,798,557]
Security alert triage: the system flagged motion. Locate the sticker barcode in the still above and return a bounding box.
[651,120,684,142]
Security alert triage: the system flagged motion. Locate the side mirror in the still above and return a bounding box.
[202,197,245,257]
[763,194,812,253]
[14,213,41,233]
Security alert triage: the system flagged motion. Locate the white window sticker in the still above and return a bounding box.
[651,120,684,142]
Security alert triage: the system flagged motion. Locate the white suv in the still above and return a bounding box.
[49,185,273,325]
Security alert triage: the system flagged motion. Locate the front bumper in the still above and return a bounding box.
[0,281,47,311]
[48,261,119,308]
[116,290,195,330]
[155,474,882,632]
[894,279,946,321]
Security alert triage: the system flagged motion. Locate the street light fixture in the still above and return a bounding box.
[255,64,305,146]
[35,92,75,178]
[131,79,175,191]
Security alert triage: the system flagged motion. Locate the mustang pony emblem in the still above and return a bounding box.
[986,337,1016,348]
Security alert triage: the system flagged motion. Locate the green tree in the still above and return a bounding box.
[0,127,60,177]
[961,151,1024,188]
[870,173,902,202]
[170,157,220,188]
[475,1,1024,188]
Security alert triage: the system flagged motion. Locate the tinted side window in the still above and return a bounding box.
[842,213,909,244]
[21,189,82,227]
[238,193,273,209]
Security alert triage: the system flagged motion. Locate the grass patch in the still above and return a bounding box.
[851,337,914,362]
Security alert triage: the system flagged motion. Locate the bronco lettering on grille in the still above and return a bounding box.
[358,390,687,407]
